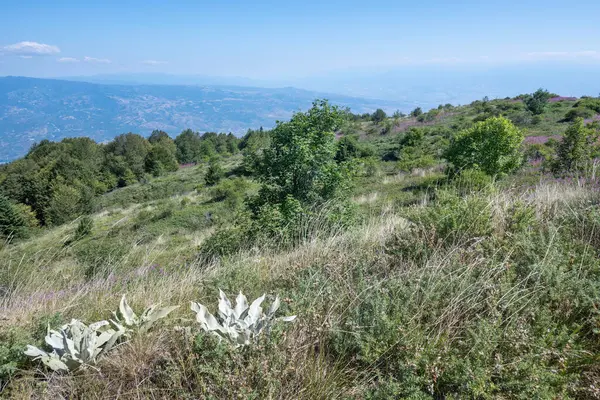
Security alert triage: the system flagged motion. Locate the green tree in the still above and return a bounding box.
[552,117,599,173]
[205,158,224,186]
[0,195,29,239]
[148,130,171,144]
[524,88,552,115]
[105,133,151,179]
[410,107,423,118]
[251,100,351,208]
[445,116,524,176]
[44,183,83,226]
[145,131,178,176]
[371,109,387,124]
[174,129,201,164]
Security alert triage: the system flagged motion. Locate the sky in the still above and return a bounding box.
[1,0,600,80]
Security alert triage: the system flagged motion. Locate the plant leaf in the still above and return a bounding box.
[119,295,137,326]
[234,292,248,319]
[24,345,47,358]
[268,296,280,318]
[247,294,265,324]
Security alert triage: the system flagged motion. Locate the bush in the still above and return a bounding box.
[0,195,30,239]
[564,107,595,122]
[410,107,423,118]
[524,88,551,115]
[371,108,387,124]
[249,100,354,226]
[552,117,600,173]
[211,178,251,210]
[445,116,524,176]
[205,159,224,186]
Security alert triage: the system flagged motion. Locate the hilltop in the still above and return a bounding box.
[1,91,600,398]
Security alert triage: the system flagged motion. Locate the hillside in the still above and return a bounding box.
[1,93,600,398]
[0,76,408,162]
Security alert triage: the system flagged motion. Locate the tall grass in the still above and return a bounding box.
[2,178,600,398]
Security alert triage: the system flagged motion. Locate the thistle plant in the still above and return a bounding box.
[191,290,296,347]
[112,295,179,334]
[24,319,125,372]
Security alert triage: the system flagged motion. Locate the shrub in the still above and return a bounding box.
[564,107,595,122]
[445,116,524,176]
[371,108,387,124]
[248,100,355,233]
[211,178,251,210]
[205,159,224,186]
[0,194,29,239]
[0,327,32,386]
[524,88,551,115]
[410,107,423,117]
[552,117,600,173]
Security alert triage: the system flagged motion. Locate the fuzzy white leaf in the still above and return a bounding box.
[234,292,248,319]
[247,294,265,324]
[24,345,47,358]
[119,295,137,326]
[45,332,64,350]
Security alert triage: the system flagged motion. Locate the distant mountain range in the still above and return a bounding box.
[0,76,410,162]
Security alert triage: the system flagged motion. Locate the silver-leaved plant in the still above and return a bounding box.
[112,295,179,334]
[24,319,125,372]
[191,290,296,347]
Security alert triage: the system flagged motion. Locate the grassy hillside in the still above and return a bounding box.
[1,93,600,398]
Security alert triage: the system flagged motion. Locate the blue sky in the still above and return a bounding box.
[1,0,600,79]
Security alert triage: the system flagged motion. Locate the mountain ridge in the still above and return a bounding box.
[0,76,409,162]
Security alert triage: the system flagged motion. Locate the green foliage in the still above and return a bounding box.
[335,135,375,162]
[144,131,179,176]
[0,194,29,239]
[0,326,33,386]
[44,182,85,226]
[74,215,94,241]
[445,116,524,176]
[396,128,437,171]
[205,158,224,186]
[410,107,423,118]
[105,133,151,179]
[371,108,387,124]
[524,88,552,115]
[552,117,600,173]
[572,97,600,113]
[175,129,241,164]
[251,100,350,207]
[211,178,251,210]
[452,168,494,194]
[564,107,595,121]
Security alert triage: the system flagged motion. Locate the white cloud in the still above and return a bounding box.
[58,57,80,63]
[84,56,111,64]
[3,41,60,56]
[20,55,32,59]
[142,60,168,65]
